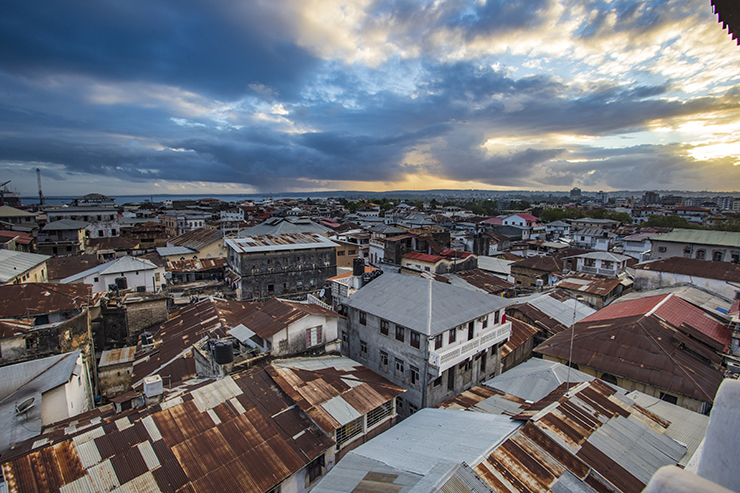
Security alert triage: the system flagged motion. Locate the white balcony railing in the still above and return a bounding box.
[428,322,511,377]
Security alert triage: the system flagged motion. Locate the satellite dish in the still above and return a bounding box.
[319,289,325,298]
[15,397,35,415]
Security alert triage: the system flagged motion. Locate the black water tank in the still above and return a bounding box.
[115,277,128,290]
[214,340,234,365]
[140,332,153,345]
[353,257,364,276]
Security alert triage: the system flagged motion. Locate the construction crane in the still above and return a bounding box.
[0,180,9,206]
[36,168,44,206]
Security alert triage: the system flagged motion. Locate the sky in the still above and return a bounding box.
[1,0,740,197]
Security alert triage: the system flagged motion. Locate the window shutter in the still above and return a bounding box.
[306,329,311,348]
[316,326,322,344]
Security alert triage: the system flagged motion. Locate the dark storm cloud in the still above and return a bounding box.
[0,0,318,99]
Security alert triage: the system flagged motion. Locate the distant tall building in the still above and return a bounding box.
[644,191,660,205]
[595,191,608,204]
[570,187,582,198]
[661,194,684,206]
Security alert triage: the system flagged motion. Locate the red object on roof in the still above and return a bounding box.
[0,230,33,244]
[402,252,444,263]
[482,217,503,225]
[320,220,341,228]
[584,293,731,351]
[516,213,540,222]
[440,249,474,259]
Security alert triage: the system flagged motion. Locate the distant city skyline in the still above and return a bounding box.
[1,0,740,196]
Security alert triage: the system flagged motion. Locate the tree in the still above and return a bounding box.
[430,198,439,209]
[413,200,425,210]
[645,215,692,228]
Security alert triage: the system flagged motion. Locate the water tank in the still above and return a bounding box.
[115,277,128,290]
[140,332,153,345]
[143,375,163,398]
[353,257,364,277]
[214,340,234,365]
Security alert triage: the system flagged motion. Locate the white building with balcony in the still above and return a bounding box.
[342,272,512,418]
[564,251,631,277]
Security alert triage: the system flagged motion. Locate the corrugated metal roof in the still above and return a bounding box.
[156,246,197,257]
[527,291,596,327]
[476,256,513,275]
[651,228,740,247]
[625,391,709,467]
[226,233,338,254]
[99,347,137,368]
[483,358,595,403]
[564,252,631,262]
[614,285,732,321]
[535,313,725,403]
[1,368,334,493]
[348,408,521,477]
[0,352,82,453]
[168,228,222,251]
[269,356,405,434]
[556,273,624,295]
[0,283,92,318]
[0,250,50,283]
[61,256,158,283]
[345,273,511,336]
[166,257,227,273]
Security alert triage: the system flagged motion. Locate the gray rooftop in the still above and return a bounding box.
[41,218,89,231]
[565,251,631,262]
[156,246,198,257]
[476,256,513,275]
[0,250,50,283]
[515,290,595,327]
[651,228,740,247]
[626,391,710,467]
[345,273,512,336]
[483,358,594,402]
[0,351,81,453]
[61,256,159,283]
[346,408,519,476]
[238,217,330,236]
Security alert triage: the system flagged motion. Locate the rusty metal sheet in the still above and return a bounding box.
[0,283,92,318]
[520,422,590,479]
[489,433,562,492]
[111,446,148,485]
[576,441,645,493]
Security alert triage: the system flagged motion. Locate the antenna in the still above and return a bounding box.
[36,168,44,206]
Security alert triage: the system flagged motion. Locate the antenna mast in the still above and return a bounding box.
[36,168,44,206]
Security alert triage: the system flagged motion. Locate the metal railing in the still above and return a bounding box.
[428,322,511,377]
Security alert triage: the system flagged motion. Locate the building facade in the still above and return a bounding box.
[226,233,338,302]
[342,273,512,418]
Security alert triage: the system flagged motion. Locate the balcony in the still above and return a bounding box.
[580,266,617,277]
[428,322,511,377]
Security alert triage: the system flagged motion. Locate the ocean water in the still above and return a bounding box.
[20,193,317,206]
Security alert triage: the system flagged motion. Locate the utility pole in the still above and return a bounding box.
[36,168,44,206]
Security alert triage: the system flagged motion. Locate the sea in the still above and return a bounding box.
[19,193,322,207]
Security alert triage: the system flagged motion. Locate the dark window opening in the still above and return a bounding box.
[467,321,474,341]
[395,325,405,342]
[359,311,367,325]
[449,328,456,344]
[601,373,618,385]
[660,392,678,405]
[434,334,443,350]
[410,331,420,348]
[380,319,389,335]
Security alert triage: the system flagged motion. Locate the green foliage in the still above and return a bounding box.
[645,215,693,228]
[442,200,456,207]
[413,200,425,210]
[430,198,439,209]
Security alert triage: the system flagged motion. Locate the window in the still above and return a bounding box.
[713,251,724,262]
[658,246,667,253]
[467,321,474,341]
[696,249,706,260]
[433,376,442,387]
[337,250,345,256]
[342,330,348,345]
[395,358,404,378]
[448,328,456,344]
[360,340,367,358]
[348,249,357,255]
[359,311,366,325]
[268,284,274,295]
[434,334,443,350]
[410,365,420,386]
[98,230,104,237]
[660,392,678,405]
[93,277,99,283]
[380,319,389,335]
[480,352,487,373]
[410,331,420,349]
[380,350,389,371]
[447,366,455,391]
[482,316,488,329]
[409,403,418,414]
[305,326,323,347]
[601,373,618,385]
[336,417,363,449]
[367,401,393,428]
[395,325,405,342]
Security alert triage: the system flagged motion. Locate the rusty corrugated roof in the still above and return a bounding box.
[454,269,513,294]
[555,272,623,295]
[535,311,725,403]
[0,283,92,319]
[473,379,687,493]
[501,319,539,359]
[0,369,334,493]
[166,257,227,273]
[268,357,405,434]
[168,228,223,251]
